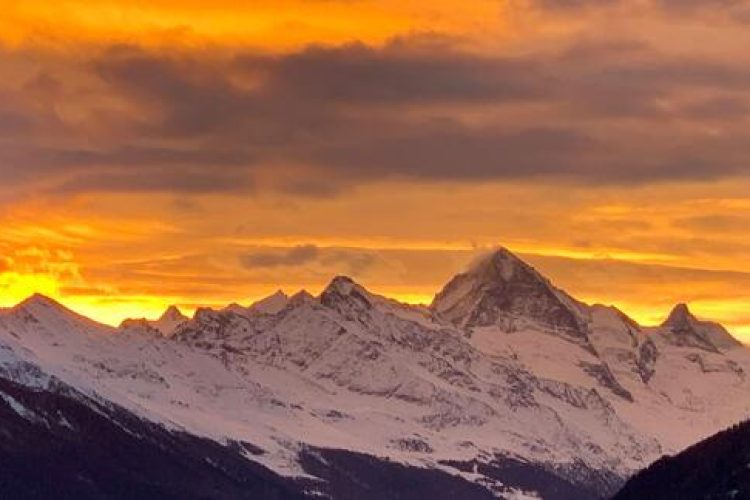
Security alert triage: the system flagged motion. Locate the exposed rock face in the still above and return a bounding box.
[431,248,590,343]
[319,276,375,320]
[659,303,741,352]
[636,339,658,383]
[579,362,634,402]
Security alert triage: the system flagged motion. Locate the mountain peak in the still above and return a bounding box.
[465,247,530,283]
[119,305,188,337]
[159,305,187,322]
[13,294,88,322]
[11,293,111,333]
[324,275,356,291]
[248,290,289,314]
[288,290,314,306]
[663,303,694,327]
[659,303,741,352]
[431,247,589,341]
[320,276,375,315]
[16,293,65,310]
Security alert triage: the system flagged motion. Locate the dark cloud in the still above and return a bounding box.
[534,0,622,10]
[0,95,35,136]
[535,0,750,16]
[234,42,545,105]
[303,126,602,181]
[321,250,379,276]
[655,0,745,11]
[3,36,750,196]
[675,215,750,233]
[238,245,379,278]
[54,165,255,194]
[680,96,750,120]
[653,0,750,22]
[240,245,320,268]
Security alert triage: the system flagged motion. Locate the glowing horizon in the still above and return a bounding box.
[4,247,749,342]
[2,1,750,339]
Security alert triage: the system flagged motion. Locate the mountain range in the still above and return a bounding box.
[0,248,748,499]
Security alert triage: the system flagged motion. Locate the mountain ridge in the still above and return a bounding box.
[12,248,743,348]
[1,247,748,499]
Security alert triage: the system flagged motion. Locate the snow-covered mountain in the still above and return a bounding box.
[223,291,290,316]
[657,303,742,352]
[1,248,748,499]
[432,248,590,343]
[120,304,189,337]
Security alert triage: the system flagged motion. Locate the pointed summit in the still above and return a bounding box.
[122,305,189,337]
[11,293,111,334]
[248,290,289,315]
[16,293,65,311]
[323,276,358,295]
[469,246,528,281]
[152,305,188,336]
[288,289,315,307]
[431,248,589,341]
[662,303,693,328]
[320,276,376,318]
[659,303,740,352]
[159,305,187,323]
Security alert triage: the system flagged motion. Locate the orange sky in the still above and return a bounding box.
[0,0,514,50]
[2,0,750,338]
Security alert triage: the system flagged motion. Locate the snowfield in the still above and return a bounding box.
[1,248,748,498]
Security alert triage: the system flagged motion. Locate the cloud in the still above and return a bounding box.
[238,245,380,277]
[240,245,319,268]
[321,250,379,276]
[675,215,750,233]
[54,165,256,194]
[3,35,750,197]
[680,96,750,120]
[534,0,622,10]
[534,0,750,17]
[654,0,745,12]
[235,41,545,105]
[59,286,112,297]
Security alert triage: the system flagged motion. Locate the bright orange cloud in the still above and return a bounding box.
[0,0,515,50]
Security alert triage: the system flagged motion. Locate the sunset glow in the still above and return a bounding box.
[2,0,750,339]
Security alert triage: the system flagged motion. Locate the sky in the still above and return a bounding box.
[2,1,750,337]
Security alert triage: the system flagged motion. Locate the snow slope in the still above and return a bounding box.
[0,248,748,499]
